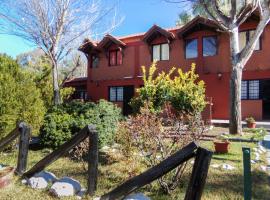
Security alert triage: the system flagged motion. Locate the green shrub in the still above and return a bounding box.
[130,63,206,115]
[0,54,45,138]
[40,100,122,149]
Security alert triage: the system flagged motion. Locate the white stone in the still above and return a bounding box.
[124,193,151,200]
[211,164,220,168]
[254,152,260,157]
[93,197,101,200]
[260,165,267,171]
[251,160,256,164]
[28,171,57,189]
[222,164,235,170]
[259,145,266,153]
[255,156,260,161]
[50,177,81,197]
[253,148,258,152]
[21,179,27,184]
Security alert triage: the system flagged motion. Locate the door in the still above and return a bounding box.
[261,80,270,120]
[123,86,134,116]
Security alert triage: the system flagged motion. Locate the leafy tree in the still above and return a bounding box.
[0,54,45,138]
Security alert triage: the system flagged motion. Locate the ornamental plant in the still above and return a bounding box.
[130,63,207,116]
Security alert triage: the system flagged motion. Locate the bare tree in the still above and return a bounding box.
[0,0,123,105]
[166,0,270,134]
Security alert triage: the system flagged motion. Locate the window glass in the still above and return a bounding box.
[91,55,99,68]
[203,36,217,56]
[109,86,123,101]
[241,81,247,99]
[239,32,246,51]
[117,87,123,101]
[117,50,123,65]
[109,87,116,101]
[249,80,259,99]
[185,39,198,59]
[249,30,260,50]
[153,45,160,61]
[109,51,117,66]
[161,43,169,60]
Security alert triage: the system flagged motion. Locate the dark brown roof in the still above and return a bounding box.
[98,34,126,49]
[78,39,99,54]
[143,24,175,44]
[177,16,225,38]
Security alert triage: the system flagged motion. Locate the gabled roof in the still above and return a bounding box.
[78,39,99,54]
[177,16,224,38]
[143,24,175,44]
[98,34,126,49]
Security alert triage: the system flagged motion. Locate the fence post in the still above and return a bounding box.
[16,122,31,175]
[242,147,251,200]
[87,125,98,196]
[184,147,213,200]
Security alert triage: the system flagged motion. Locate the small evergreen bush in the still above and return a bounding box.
[40,100,122,149]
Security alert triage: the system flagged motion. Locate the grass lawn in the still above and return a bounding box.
[0,140,269,199]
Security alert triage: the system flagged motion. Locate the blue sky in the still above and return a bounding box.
[0,0,183,58]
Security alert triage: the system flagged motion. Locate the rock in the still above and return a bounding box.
[251,160,256,164]
[259,145,266,153]
[76,188,86,199]
[50,177,81,197]
[260,165,267,171]
[124,193,151,200]
[254,152,260,157]
[211,164,220,168]
[28,171,57,189]
[222,164,235,170]
[93,197,100,200]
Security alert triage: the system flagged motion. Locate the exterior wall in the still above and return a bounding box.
[82,19,270,120]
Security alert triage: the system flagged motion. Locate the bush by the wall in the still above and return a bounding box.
[130,63,206,116]
[40,100,122,149]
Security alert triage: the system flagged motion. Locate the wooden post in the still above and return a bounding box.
[184,147,213,200]
[16,122,31,175]
[87,125,98,196]
[0,127,20,151]
[100,142,198,200]
[23,125,92,178]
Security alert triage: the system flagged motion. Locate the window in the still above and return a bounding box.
[241,80,260,100]
[239,30,261,51]
[152,43,169,61]
[109,86,123,101]
[91,55,99,68]
[203,36,218,56]
[185,39,198,59]
[109,50,122,66]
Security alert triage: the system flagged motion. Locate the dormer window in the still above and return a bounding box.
[91,54,99,68]
[152,43,169,61]
[239,30,261,51]
[109,49,122,66]
[203,36,218,57]
[185,39,198,59]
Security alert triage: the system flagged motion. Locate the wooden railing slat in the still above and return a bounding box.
[100,142,198,200]
[184,147,213,200]
[23,125,93,178]
[16,122,31,175]
[0,127,20,151]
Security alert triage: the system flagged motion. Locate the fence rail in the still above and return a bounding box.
[100,142,212,200]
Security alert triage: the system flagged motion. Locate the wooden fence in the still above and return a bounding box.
[100,142,212,200]
[0,122,31,175]
[1,123,212,199]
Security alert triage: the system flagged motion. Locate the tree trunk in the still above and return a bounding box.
[229,27,242,134]
[52,61,61,105]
